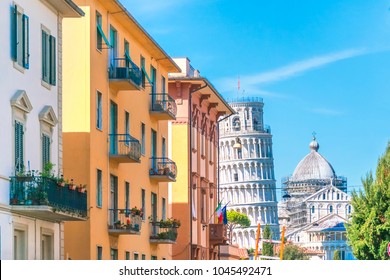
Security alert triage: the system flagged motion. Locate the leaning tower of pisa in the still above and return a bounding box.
[219,97,280,250]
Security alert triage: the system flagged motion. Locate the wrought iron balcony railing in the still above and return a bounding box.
[9,176,87,221]
[149,219,180,244]
[109,58,142,91]
[150,93,177,120]
[108,208,142,236]
[109,134,141,163]
[149,157,177,182]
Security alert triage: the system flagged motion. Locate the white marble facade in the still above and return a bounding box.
[219,97,279,250]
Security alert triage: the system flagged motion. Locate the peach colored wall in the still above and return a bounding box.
[63,0,173,260]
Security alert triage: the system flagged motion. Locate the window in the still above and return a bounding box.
[42,29,56,85]
[96,11,110,51]
[142,254,146,260]
[192,182,197,220]
[201,133,206,157]
[141,123,145,155]
[109,25,117,63]
[162,198,166,220]
[15,121,24,172]
[11,5,29,70]
[133,253,139,260]
[110,248,118,260]
[162,137,166,159]
[151,192,157,222]
[14,229,27,260]
[151,256,157,260]
[311,206,315,213]
[234,173,238,182]
[97,246,102,260]
[191,126,197,151]
[96,91,102,129]
[125,111,130,144]
[150,66,156,93]
[96,169,102,207]
[125,182,130,210]
[125,251,130,260]
[42,134,50,170]
[329,205,333,213]
[141,189,146,220]
[201,188,206,223]
[140,56,146,88]
[232,117,240,131]
[41,231,53,260]
[161,76,166,93]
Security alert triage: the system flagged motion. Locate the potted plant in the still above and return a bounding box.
[68,179,76,190]
[57,175,66,187]
[114,220,121,229]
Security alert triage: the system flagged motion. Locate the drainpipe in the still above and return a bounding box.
[216,111,235,259]
[188,83,208,260]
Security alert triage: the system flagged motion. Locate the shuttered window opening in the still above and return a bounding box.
[11,5,29,69]
[15,121,24,172]
[42,30,56,85]
[42,134,51,170]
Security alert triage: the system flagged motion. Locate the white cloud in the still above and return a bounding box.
[216,48,369,94]
[309,108,344,116]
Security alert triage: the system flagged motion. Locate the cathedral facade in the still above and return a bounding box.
[279,137,355,260]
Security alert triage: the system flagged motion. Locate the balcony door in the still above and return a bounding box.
[151,192,157,235]
[151,129,157,169]
[110,175,118,223]
[110,101,118,154]
[109,25,117,66]
[151,66,157,107]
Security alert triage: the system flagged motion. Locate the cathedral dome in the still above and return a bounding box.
[291,137,336,181]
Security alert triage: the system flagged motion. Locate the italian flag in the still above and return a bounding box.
[215,202,223,223]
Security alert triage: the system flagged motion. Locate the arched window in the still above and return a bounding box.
[311,206,315,213]
[329,205,333,213]
[232,117,241,131]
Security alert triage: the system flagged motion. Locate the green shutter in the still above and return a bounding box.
[22,14,29,69]
[141,64,153,85]
[42,134,50,170]
[42,31,48,82]
[11,5,17,61]
[15,121,24,172]
[49,35,56,85]
[97,23,111,48]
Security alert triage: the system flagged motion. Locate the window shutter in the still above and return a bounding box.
[15,121,24,172]
[11,5,18,61]
[42,134,50,170]
[49,35,56,85]
[22,14,29,69]
[42,31,48,82]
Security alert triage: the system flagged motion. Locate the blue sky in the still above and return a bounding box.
[124,0,390,196]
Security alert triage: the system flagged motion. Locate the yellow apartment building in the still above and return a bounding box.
[168,58,235,260]
[62,0,180,260]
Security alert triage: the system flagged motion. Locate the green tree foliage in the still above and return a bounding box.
[262,224,274,257]
[346,143,390,260]
[282,243,309,260]
[226,210,251,243]
[333,250,341,260]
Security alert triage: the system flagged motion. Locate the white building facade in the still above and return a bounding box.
[279,137,354,260]
[0,0,84,260]
[219,97,279,250]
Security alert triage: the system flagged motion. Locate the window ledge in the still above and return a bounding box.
[13,61,25,74]
[41,80,52,90]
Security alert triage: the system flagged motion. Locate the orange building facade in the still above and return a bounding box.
[168,58,234,260]
[62,0,180,260]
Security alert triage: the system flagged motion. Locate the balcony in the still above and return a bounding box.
[149,219,180,244]
[9,176,87,221]
[209,224,228,246]
[108,208,142,236]
[109,134,141,163]
[150,93,177,120]
[149,157,177,182]
[109,58,142,91]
